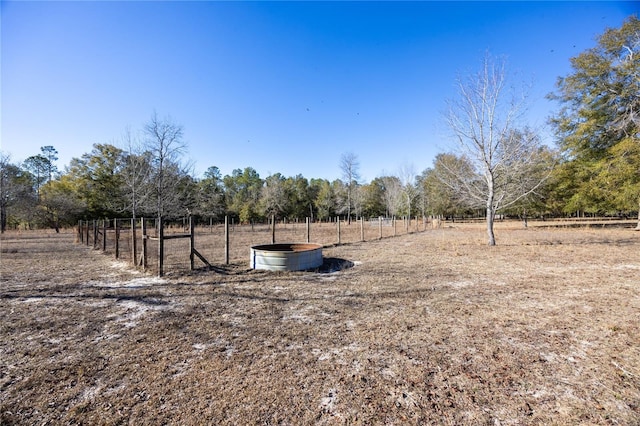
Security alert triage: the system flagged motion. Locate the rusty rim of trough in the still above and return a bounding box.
[251,243,323,252]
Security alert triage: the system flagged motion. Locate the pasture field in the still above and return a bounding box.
[1,223,639,425]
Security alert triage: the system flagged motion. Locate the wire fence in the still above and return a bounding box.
[77,216,433,276]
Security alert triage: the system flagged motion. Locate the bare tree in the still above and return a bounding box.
[120,127,152,219]
[339,152,360,224]
[398,162,419,227]
[444,54,549,245]
[144,112,188,219]
[380,175,403,218]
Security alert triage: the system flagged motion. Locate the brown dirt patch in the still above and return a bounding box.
[1,224,639,425]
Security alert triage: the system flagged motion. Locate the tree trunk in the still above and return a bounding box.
[486,175,496,246]
[0,204,6,233]
[486,207,496,246]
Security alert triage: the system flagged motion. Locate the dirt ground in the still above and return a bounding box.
[1,223,639,425]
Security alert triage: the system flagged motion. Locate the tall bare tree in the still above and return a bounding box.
[380,175,403,218]
[398,162,418,225]
[120,127,152,219]
[444,54,549,245]
[144,112,188,219]
[339,152,360,224]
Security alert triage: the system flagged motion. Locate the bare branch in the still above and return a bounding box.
[442,53,547,245]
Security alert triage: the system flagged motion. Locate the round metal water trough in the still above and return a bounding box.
[250,243,323,271]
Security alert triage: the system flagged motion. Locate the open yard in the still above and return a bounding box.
[1,223,639,425]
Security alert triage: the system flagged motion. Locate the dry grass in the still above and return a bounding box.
[1,223,639,425]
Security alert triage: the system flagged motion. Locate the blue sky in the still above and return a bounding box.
[2,1,638,182]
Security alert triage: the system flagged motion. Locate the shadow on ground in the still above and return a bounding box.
[184,257,354,277]
[315,257,354,274]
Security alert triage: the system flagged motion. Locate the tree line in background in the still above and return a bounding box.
[1,17,638,241]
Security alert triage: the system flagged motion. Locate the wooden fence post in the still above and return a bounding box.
[93,220,98,249]
[306,217,310,243]
[360,217,364,242]
[115,219,120,259]
[393,216,397,237]
[141,217,147,270]
[189,216,195,271]
[131,218,137,266]
[379,217,382,239]
[224,215,229,265]
[271,214,276,244]
[102,220,107,251]
[86,221,90,246]
[337,217,341,245]
[158,216,164,277]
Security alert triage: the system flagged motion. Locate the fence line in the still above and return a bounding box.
[77,215,433,277]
